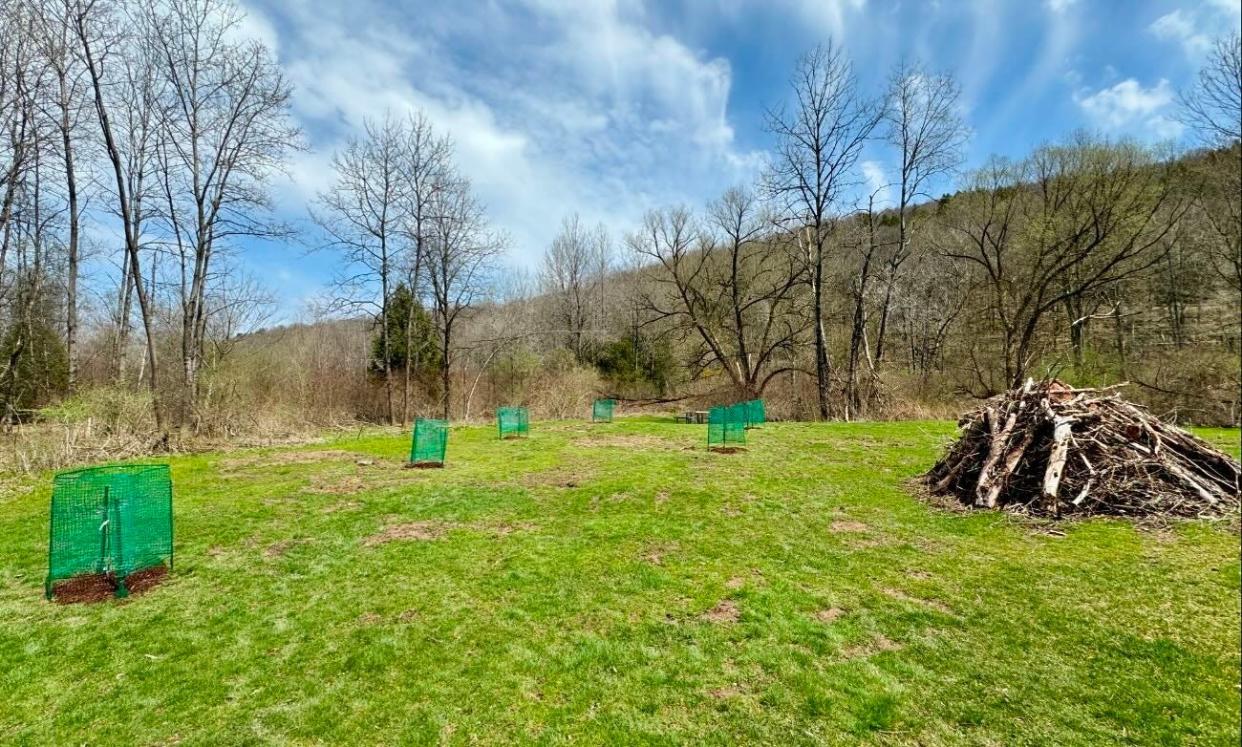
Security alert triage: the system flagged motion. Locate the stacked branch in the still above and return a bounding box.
[925,380,1241,518]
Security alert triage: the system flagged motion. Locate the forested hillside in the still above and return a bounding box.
[1,0,1238,470]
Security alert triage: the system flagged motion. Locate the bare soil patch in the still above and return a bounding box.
[51,565,168,604]
[307,475,365,495]
[884,588,953,614]
[577,434,668,449]
[641,542,677,565]
[701,599,741,623]
[364,521,450,546]
[482,521,538,538]
[404,461,444,470]
[519,464,595,489]
[830,520,870,533]
[265,539,304,558]
[220,449,367,471]
[815,607,845,623]
[708,447,746,455]
[841,634,902,659]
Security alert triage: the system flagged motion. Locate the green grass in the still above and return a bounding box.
[1,418,1238,745]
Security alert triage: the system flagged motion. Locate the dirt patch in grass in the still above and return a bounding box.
[307,475,366,495]
[124,566,168,595]
[701,599,741,623]
[51,565,167,604]
[815,607,845,623]
[641,542,677,565]
[708,447,747,455]
[221,449,368,471]
[519,464,596,489]
[481,521,538,538]
[841,634,902,659]
[404,461,444,470]
[654,491,669,505]
[357,612,383,625]
[577,434,669,449]
[364,521,450,546]
[725,576,746,590]
[830,520,870,533]
[709,685,744,699]
[884,588,954,614]
[323,500,362,513]
[265,539,305,558]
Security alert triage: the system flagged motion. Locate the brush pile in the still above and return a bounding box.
[925,380,1240,518]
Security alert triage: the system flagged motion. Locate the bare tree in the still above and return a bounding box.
[944,136,1190,392]
[71,0,168,433]
[141,0,296,428]
[396,112,451,423]
[874,60,967,363]
[424,175,502,419]
[30,0,91,390]
[843,189,890,418]
[631,191,803,397]
[313,114,410,425]
[540,213,609,361]
[1179,32,1241,146]
[1,2,43,313]
[766,42,880,419]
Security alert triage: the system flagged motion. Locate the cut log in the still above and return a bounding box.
[1041,414,1073,516]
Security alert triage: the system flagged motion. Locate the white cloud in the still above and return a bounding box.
[1149,9,1212,57]
[1149,1,1242,59]
[1044,0,1079,13]
[246,0,760,269]
[861,161,892,208]
[1075,78,1183,139]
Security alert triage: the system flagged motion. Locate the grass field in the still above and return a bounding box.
[1,417,1239,745]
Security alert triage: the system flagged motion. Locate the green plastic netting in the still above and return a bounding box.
[497,406,529,439]
[707,404,747,447]
[409,418,448,465]
[745,399,765,428]
[46,464,173,599]
[592,398,615,423]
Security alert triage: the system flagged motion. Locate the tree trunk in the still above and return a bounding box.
[60,89,79,392]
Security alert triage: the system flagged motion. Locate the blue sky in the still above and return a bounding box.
[234,0,1242,318]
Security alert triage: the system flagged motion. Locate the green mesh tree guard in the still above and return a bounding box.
[707,404,747,448]
[745,399,766,428]
[46,464,173,599]
[497,406,530,439]
[409,418,448,466]
[592,398,615,423]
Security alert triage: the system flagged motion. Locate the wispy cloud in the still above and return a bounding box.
[1149,1,1242,59]
[246,0,761,265]
[860,161,892,209]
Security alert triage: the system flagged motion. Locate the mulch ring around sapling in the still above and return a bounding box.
[708,447,747,455]
[404,462,444,470]
[50,565,169,605]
